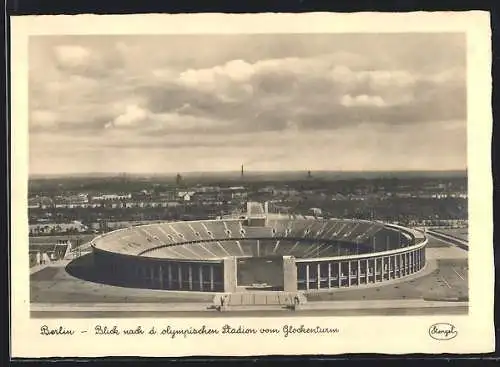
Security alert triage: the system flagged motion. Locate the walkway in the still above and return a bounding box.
[31,298,467,314]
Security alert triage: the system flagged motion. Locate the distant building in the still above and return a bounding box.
[29,222,88,235]
[178,191,195,201]
[91,193,131,201]
[28,196,55,209]
[309,208,322,216]
[159,191,176,201]
[195,186,220,193]
[331,193,347,201]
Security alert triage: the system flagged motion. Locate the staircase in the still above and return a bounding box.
[212,292,307,311]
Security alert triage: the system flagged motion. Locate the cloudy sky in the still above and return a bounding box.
[29,33,466,175]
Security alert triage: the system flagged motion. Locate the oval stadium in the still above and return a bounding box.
[91,202,428,294]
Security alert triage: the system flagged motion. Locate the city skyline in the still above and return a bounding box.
[29,33,467,175]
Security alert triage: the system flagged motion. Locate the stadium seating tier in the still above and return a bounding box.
[92,218,413,260]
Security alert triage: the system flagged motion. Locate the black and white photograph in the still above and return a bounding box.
[11,12,493,357]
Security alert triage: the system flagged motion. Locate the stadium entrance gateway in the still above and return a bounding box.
[222,255,298,293]
[224,202,299,292]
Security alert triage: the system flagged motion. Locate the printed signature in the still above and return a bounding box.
[428,323,458,340]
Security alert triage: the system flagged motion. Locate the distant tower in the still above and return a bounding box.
[176,173,183,186]
[307,170,312,179]
[241,164,244,178]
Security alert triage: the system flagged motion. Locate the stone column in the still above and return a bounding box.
[283,256,298,292]
[199,265,203,291]
[178,264,183,289]
[338,262,342,287]
[305,264,310,290]
[357,260,361,285]
[223,257,237,292]
[366,259,370,283]
[409,252,412,273]
[188,264,193,290]
[167,263,172,289]
[159,265,164,289]
[381,257,385,280]
[348,261,352,287]
[400,254,404,277]
[317,263,321,289]
[404,253,408,274]
[405,253,409,275]
[210,265,215,291]
[412,250,416,273]
[328,262,332,289]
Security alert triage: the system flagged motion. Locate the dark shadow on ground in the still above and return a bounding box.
[64,254,215,299]
[65,253,109,284]
[65,253,163,291]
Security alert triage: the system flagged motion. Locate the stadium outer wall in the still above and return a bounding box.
[294,222,428,291]
[90,222,428,293]
[92,246,230,292]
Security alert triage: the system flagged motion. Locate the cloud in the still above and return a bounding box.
[178,59,256,89]
[358,70,417,87]
[340,94,387,107]
[108,104,149,128]
[28,34,467,174]
[104,102,232,134]
[151,53,464,134]
[52,43,124,78]
[31,39,466,136]
[54,45,93,69]
[31,110,58,128]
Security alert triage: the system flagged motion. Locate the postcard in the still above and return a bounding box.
[10,11,494,357]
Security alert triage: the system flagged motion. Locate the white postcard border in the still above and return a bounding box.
[10,11,494,357]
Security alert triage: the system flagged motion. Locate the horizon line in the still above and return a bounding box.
[29,168,468,178]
